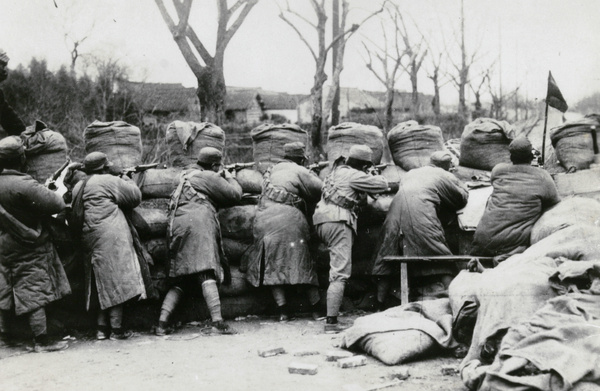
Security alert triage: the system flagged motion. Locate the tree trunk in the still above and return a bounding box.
[432,74,441,116]
[410,66,419,116]
[384,87,395,132]
[197,65,226,124]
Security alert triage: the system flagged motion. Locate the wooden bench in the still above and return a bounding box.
[383,255,494,305]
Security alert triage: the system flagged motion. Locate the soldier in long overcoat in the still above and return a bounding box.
[371,151,469,308]
[73,152,146,340]
[156,147,242,336]
[246,142,323,321]
[0,136,70,351]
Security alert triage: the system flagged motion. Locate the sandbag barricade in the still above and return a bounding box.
[22,124,68,183]
[218,205,256,241]
[530,196,600,244]
[550,116,600,171]
[235,168,263,194]
[250,123,309,174]
[84,120,143,169]
[459,118,514,171]
[166,121,226,168]
[388,121,445,170]
[327,122,384,165]
[135,168,181,199]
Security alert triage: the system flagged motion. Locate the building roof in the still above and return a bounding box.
[125,82,197,113]
[226,87,308,111]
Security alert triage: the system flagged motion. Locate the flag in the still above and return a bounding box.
[546,71,568,113]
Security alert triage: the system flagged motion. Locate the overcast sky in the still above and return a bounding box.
[1,0,599,107]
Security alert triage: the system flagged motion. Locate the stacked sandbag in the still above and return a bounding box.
[530,197,600,244]
[380,164,406,185]
[459,118,515,171]
[84,120,143,169]
[235,168,263,194]
[135,168,181,199]
[388,121,445,170]
[22,122,68,183]
[327,122,384,165]
[550,116,600,171]
[166,121,226,168]
[251,123,309,173]
[218,205,256,241]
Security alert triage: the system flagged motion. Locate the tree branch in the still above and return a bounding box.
[222,0,259,49]
[279,12,318,61]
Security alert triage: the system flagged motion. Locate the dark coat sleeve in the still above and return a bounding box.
[539,170,561,209]
[296,168,323,203]
[112,176,142,210]
[0,89,26,136]
[20,175,66,215]
[438,172,469,210]
[201,172,243,207]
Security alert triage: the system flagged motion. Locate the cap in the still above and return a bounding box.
[0,50,8,65]
[197,147,223,165]
[283,142,307,159]
[0,136,25,161]
[430,151,453,167]
[348,144,373,163]
[509,136,533,161]
[83,152,113,172]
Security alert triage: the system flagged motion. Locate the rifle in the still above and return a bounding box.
[121,163,159,178]
[308,161,329,172]
[47,158,71,191]
[224,162,254,172]
[368,163,388,175]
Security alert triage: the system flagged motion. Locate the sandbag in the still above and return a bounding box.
[219,266,252,297]
[135,168,181,199]
[84,120,143,169]
[251,123,309,174]
[531,197,600,244]
[388,121,444,170]
[380,164,406,185]
[459,118,514,171]
[23,126,68,183]
[222,238,252,266]
[218,205,256,240]
[327,122,384,165]
[550,116,600,171]
[131,200,168,239]
[166,121,226,168]
[236,168,263,194]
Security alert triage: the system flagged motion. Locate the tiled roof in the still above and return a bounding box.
[226,87,308,111]
[125,82,197,112]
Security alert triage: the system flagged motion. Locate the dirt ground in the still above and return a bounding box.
[0,313,467,391]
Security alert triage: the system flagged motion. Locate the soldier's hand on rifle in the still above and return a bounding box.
[221,168,235,180]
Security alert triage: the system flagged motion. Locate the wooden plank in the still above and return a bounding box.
[383,255,493,263]
[400,263,409,305]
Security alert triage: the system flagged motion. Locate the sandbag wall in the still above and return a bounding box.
[166,121,226,167]
[388,120,444,170]
[459,118,514,171]
[550,116,600,171]
[84,120,143,168]
[251,123,309,173]
[327,122,385,164]
[22,122,69,183]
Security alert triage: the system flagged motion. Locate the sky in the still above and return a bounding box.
[1,0,599,108]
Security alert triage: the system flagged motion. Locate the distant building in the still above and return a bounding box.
[225,87,306,124]
[297,87,433,124]
[125,82,200,127]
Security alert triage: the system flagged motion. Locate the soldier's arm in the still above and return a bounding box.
[297,168,323,202]
[441,174,469,210]
[210,173,243,206]
[113,176,142,209]
[349,171,390,195]
[540,171,561,209]
[22,176,66,215]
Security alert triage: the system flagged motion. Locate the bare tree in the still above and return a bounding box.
[154,0,258,124]
[278,0,382,155]
[362,7,405,132]
[392,6,427,117]
[470,67,492,118]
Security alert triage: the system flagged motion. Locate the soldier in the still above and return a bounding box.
[156,147,242,336]
[246,142,323,321]
[371,151,469,308]
[471,136,560,261]
[0,50,26,135]
[313,144,395,333]
[0,136,70,352]
[72,152,146,340]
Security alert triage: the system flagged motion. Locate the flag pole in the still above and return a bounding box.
[541,98,549,168]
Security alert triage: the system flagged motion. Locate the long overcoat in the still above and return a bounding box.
[246,161,322,287]
[75,174,145,310]
[167,167,242,283]
[372,165,468,276]
[0,169,71,315]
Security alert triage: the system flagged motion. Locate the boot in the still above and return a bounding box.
[33,334,68,353]
[277,304,290,322]
[96,325,109,340]
[310,301,325,321]
[211,320,236,335]
[324,316,349,334]
[109,328,133,340]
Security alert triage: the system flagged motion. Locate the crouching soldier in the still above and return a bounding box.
[245,142,323,321]
[0,136,71,352]
[313,145,395,333]
[71,152,147,340]
[156,147,242,336]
